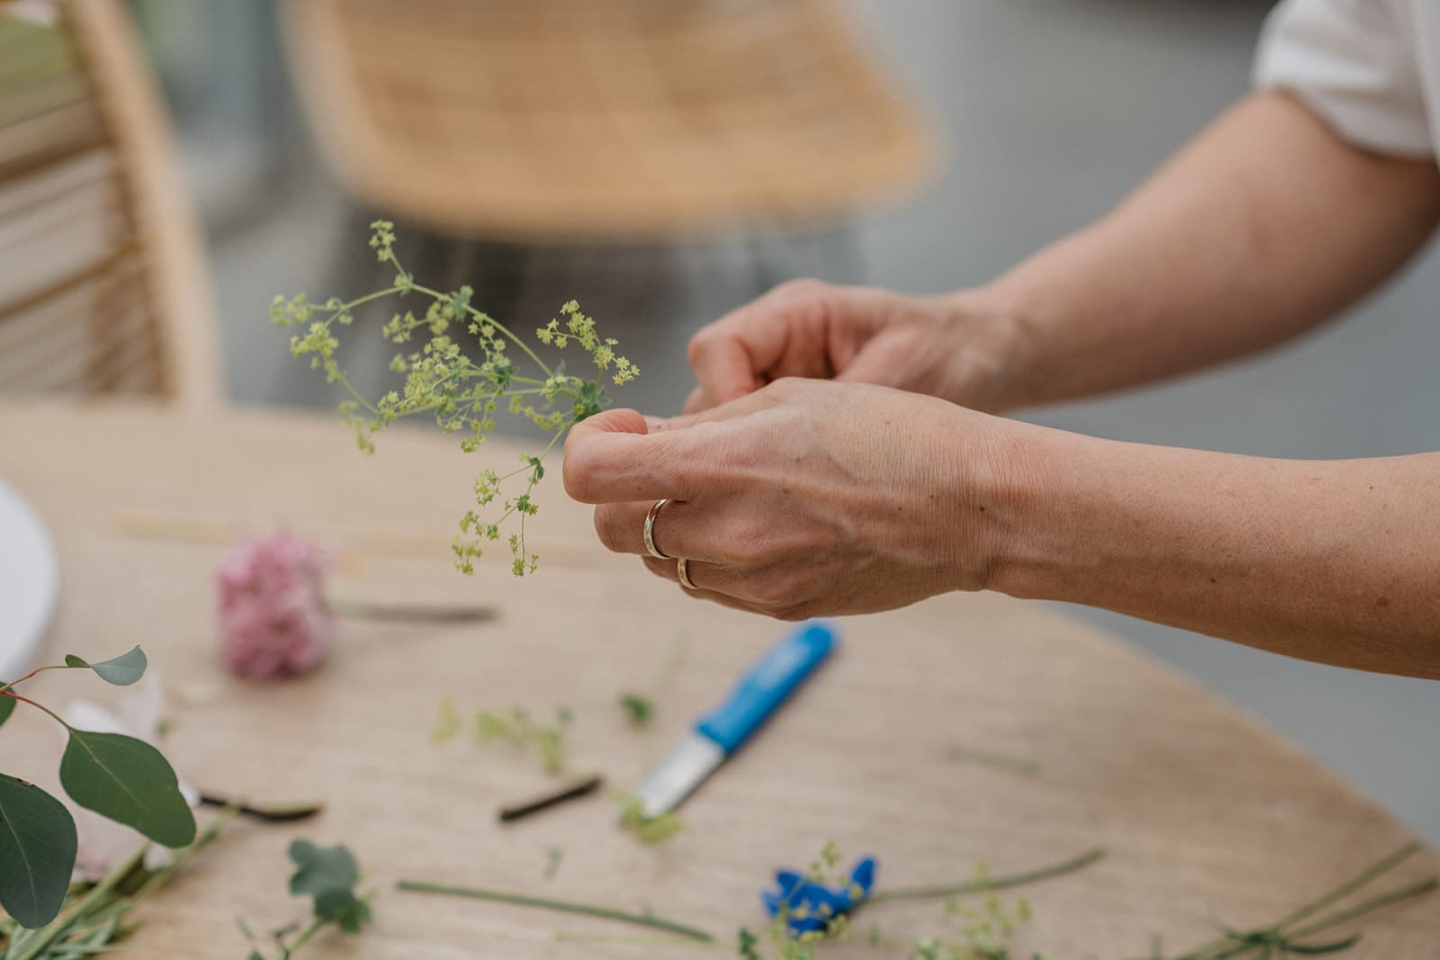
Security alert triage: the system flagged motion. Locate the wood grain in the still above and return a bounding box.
[0,401,1434,958]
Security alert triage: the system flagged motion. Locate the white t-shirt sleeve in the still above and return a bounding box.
[1254,0,1433,157]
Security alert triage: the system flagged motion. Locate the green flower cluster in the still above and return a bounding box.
[271,221,637,576]
[431,696,573,776]
[909,877,1035,960]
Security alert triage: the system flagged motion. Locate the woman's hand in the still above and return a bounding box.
[563,378,1020,620]
[683,280,1023,415]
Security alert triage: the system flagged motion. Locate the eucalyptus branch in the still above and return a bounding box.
[0,647,196,930]
[0,689,70,726]
[0,664,68,694]
[395,880,718,943]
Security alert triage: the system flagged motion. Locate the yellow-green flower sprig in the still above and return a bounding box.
[271,221,638,576]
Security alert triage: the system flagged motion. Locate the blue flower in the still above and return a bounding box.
[762,857,877,935]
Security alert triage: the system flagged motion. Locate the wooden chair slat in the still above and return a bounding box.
[285,0,936,240]
[0,1,221,407]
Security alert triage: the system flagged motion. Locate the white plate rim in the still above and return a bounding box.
[0,476,59,682]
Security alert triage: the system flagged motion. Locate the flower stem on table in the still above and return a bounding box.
[395,880,719,943]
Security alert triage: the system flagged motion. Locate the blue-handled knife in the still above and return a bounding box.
[633,621,838,818]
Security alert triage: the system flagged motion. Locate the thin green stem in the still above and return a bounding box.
[0,664,66,695]
[0,690,70,727]
[868,847,1106,903]
[1285,877,1438,942]
[1273,841,1420,933]
[553,931,726,949]
[337,375,380,416]
[278,916,329,958]
[124,804,239,908]
[335,286,403,314]
[412,282,554,377]
[1173,842,1428,960]
[395,880,718,943]
[8,847,149,960]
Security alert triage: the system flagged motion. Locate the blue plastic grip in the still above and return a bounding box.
[694,621,838,755]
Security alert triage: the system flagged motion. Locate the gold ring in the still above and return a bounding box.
[677,557,698,591]
[643,499,671,560]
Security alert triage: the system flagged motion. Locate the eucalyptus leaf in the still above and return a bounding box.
[0,694,15,730]
[63,647,147,686]
[288,840,359,898]
[0,773,78,929]
[59,729,195,848]
[314,889,372,933]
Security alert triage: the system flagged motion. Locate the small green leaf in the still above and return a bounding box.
[59,729,195,848]
[0,694,15,730]
[314,889,372,933]
[0,774,78,929]
[618,693,653,728]
[289,840,360,898]
[64,647,147,686]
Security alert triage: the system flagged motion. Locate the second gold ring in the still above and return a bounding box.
[677,557,698,590]
[643,498,672,560]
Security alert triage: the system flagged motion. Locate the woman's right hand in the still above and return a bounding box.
[682,280,1024,414]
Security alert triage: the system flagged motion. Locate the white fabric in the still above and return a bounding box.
[1255,0,1440,157]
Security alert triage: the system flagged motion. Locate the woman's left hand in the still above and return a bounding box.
[562,378,1020,619]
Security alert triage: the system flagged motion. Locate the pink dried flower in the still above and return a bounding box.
[216,531,333,680]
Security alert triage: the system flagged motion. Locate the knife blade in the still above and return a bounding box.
[632,620,838,818]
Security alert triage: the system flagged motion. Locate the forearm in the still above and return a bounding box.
[973,91,1440,410]
[983,424,1440,678]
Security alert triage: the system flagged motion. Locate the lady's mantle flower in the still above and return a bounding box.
[216,531,333,680]
[762,856,877,935]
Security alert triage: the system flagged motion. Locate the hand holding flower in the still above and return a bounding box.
[565,378,1020,620]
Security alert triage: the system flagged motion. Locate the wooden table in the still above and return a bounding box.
[0,402,1435,958]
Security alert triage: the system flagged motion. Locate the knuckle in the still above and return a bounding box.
[773,277,831,302]
[561,449,594,502]
[592,507,626,552]
[686,327,717,366]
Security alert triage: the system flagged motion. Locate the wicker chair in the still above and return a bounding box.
[0,0,221,407]
[284,0,935,243]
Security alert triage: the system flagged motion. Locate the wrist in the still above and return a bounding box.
[927,406,1063,596]
[958,416,1090,599]
[938,283,1039,413]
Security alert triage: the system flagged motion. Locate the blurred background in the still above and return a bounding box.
[7,0,1438,841]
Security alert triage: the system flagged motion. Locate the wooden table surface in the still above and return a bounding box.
[0,401,1435,958]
